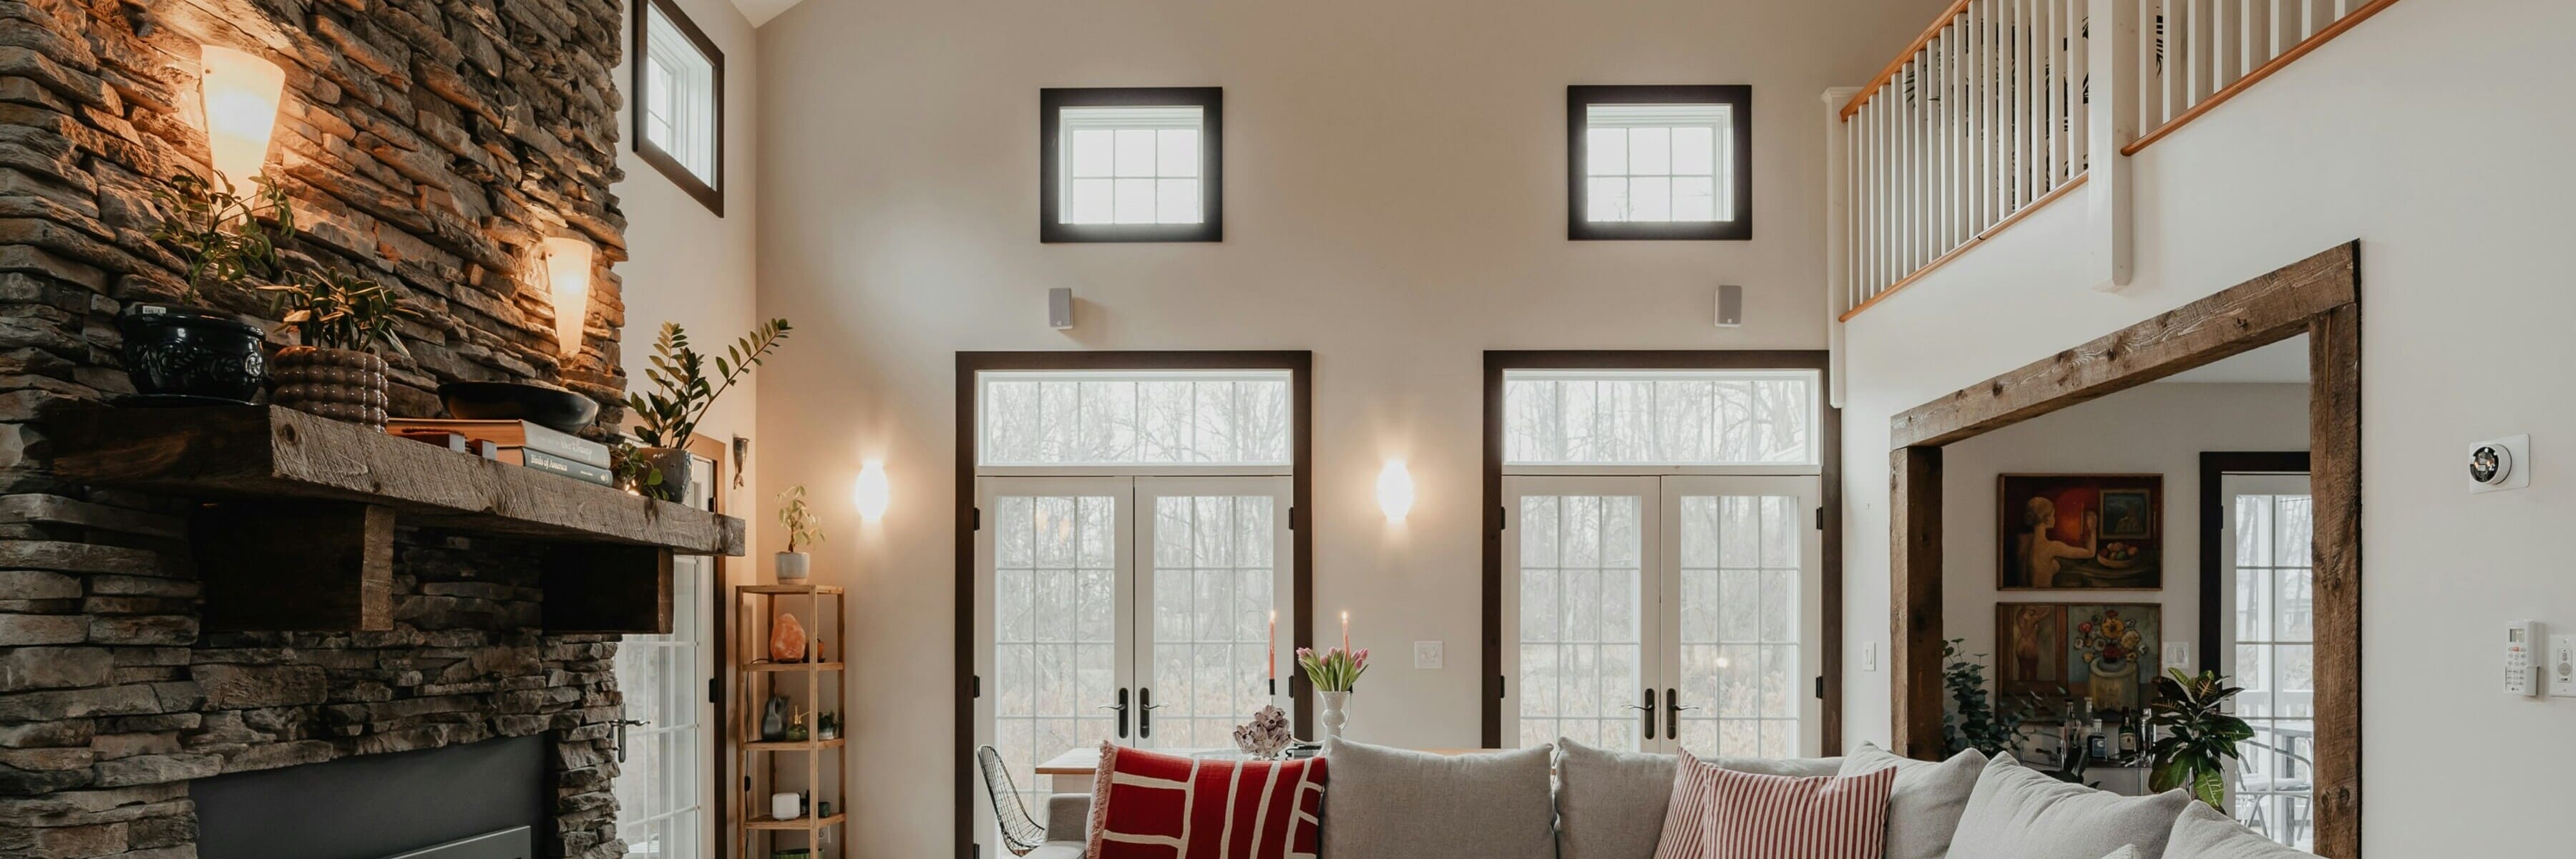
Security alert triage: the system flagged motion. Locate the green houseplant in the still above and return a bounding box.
[2146,668,2255,810]
[260,267,421,428]
[126,170,294,402]
[775,485,823,583]
[1941,638,2042,757]
[624,319,792,500]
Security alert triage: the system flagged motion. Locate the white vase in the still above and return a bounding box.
[1319,691,1350,741]
[776,551,809,583]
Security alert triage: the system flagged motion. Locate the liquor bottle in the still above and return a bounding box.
[2117,714,2142,760]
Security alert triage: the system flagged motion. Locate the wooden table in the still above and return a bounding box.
[1035,746,1498,793]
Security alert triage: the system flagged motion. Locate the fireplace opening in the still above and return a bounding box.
[192,734,549,859]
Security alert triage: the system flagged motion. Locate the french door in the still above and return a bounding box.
[615,453,718,859]
[972,475,1293,818]
[2219,472,2316,850]
[1499,475,1822,757]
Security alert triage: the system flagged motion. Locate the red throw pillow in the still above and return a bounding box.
[1651,749,1898,859]
[1088,743,1328,859]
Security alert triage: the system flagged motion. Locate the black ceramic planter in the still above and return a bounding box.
[117,304,267,402]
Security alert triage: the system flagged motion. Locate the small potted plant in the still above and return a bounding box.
[260,267,420,428]
[2147,668,2255,810]
[625,320,791,501]
[776,485,821,583]
[126,170,293,402]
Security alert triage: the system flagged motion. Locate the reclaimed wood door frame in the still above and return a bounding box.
[1885,241,2360,857]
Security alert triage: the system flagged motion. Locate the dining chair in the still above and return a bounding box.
[975,745,1052,856]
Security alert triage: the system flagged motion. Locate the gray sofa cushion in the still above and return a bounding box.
[1946,754,2192,859]
[1551,737,1845,859]
[1042,792,1091,842]
[1322,738,1555,859]
[2166,799,2318,858]
[1024,845,1084,859]
[2099,848,2140,859]
[1836,743,1985,859]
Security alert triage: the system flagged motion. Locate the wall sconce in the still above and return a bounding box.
[540,237,592,356]
[1375,460,1413,523]
[198,44,285,186]
[853,460,890,520]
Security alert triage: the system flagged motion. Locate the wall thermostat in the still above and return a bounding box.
[2467,435,2529,493]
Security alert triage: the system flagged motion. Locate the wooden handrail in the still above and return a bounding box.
[1841,0,1973,120]
[2123,0,2408,155]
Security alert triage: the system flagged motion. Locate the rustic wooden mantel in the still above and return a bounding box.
[51,405,745,634]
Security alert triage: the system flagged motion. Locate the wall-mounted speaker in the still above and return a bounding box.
[1048,287,1075,330]
[1714,284,1742,328]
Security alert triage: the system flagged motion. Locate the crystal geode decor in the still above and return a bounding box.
[1233,704,1293,760]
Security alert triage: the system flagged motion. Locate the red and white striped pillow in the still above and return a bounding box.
[1087,743,1328,859]
[1652,749,1898,859]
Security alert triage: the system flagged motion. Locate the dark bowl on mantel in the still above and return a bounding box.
[436,382,600,434]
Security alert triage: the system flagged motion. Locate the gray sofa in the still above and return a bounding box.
[1025,738,2315,859]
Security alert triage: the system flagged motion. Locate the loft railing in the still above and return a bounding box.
[1826,0,2404,319]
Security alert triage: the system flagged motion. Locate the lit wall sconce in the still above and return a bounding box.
[540,237,592,356]
[198,44,285,186]
[1375,460,1413,523]
[853,460,890,520]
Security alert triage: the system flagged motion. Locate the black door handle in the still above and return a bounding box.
[1138,687,1167,739]
[1097,688,1130,738]
[1666,688,1693,740]
[1624,689,1658,740]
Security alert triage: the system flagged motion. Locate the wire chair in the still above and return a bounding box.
[976,745,1052,856]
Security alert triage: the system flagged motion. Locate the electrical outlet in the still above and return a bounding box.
[1862,643,1877,672]
[1413,641,1444,670]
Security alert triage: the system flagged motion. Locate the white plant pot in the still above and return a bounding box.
[776,551,810,583]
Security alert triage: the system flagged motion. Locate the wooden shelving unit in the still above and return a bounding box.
[48,405,745,633]
[733,583,848,859]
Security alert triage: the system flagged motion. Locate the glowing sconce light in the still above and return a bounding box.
[1375,460,1414,523]
[198,45,286,188]
[541,237,593,356]
[854,460,891,520]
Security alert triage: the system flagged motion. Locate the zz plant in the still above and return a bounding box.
[2146,668,2255,810]
[260,268,421,356]
[625,319,793,449]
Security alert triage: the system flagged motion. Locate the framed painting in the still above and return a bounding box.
[1994,603,2162,721]
[1997,474,2164,590]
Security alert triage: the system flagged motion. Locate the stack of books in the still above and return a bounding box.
[386,419,615,487]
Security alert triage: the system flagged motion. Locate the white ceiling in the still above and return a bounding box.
[734,0,801,27]
[2157,334,2309,383]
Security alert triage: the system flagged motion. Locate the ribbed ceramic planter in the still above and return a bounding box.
[270,346,389,428]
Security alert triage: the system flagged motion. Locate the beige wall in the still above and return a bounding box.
[1940,383,2309,698]
[750,0,1943,854]
[1838,0,2576,851]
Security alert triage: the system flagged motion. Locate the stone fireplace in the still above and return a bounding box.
[0,0,651,857]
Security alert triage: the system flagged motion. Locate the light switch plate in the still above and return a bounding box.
[2550,635,2576,699]
[1413,641,1444,670]
[1862,643,1877,672]
[2162,642,2192,672]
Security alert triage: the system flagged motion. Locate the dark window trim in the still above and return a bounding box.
[2196,451,2310,674]
[1478,350,1840,753]
[1038,87,1224,243]
[1566,84,1753,241]
[633,0,724,216]
[955,351,1309,859]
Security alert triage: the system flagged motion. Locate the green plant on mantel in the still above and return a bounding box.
[149,170,295,306]
[625,319,792,448]
[2147,668,2254,810]
[778,485,824,553]
[260,267,422,356]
